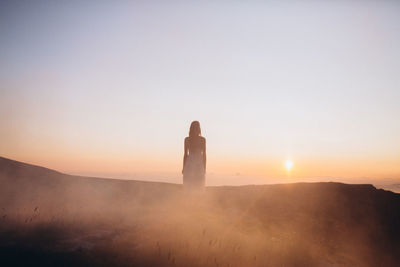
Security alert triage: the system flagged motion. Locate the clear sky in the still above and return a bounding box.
[1,1,400,183]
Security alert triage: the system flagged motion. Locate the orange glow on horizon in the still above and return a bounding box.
[5,153,398,182]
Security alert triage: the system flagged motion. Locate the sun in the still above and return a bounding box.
[285,160,293,171]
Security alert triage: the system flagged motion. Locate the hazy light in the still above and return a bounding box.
[285,160,293,171]
[1,1,400,180]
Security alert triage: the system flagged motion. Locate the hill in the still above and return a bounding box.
[1,156,400,266]
[379,184,400,194]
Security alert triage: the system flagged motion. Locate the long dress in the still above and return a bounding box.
[183,152,205,189]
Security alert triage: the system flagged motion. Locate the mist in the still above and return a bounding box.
[1,157,400,266]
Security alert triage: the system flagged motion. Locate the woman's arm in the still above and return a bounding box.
[182,138,188,174]
[202,138,206,171]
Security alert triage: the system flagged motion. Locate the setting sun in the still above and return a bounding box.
[285,160,293,171]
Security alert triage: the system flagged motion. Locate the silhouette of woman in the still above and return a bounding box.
[182,121,206,189]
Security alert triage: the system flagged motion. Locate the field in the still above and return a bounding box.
[1,157,400,266]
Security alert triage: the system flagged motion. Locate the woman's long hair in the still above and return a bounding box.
[189,121,201,137]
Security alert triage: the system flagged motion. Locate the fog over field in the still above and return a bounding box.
[1,157,400,266]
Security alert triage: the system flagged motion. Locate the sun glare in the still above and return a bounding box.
[285,160,293,171]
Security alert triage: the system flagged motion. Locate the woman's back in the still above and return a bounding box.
[185,136,205,155]
[183,121,206,189]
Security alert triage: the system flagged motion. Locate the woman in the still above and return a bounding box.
[182,121,206,189]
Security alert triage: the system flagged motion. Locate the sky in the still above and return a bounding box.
[1,1,400,184]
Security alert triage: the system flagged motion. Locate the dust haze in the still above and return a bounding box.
[1,157,400,266]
